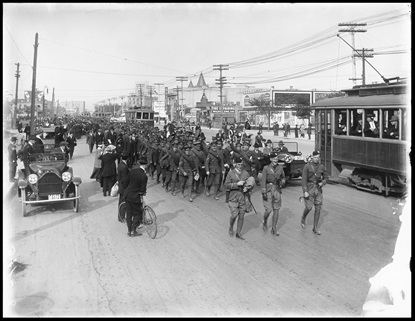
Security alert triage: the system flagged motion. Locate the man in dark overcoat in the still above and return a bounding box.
[122,160,148,237]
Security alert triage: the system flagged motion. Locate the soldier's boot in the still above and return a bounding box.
[229,217,236,237]
[214,185,219,200]
[313,205,321,235]
[235,215,245,240]
[171,181,176,196]
[271,210,279,236]
[205,186,210,196]
[165,182,169,193]
[301,208,310,228]
[262,211,271,232]
[189,191,194,202]
[195,181,200,194]
[225,190,230,203]
[181,187,185,198]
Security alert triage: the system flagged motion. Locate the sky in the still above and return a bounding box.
[3,3,411,110]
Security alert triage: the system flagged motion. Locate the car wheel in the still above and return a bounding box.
[21,188,27,217]
[73,184,79,213]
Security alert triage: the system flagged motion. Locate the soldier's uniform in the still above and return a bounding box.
[301,151,328,235]
[261,154,286,236]
[178,145,200,202]
[205,141,223,200]
[191,140,207,194]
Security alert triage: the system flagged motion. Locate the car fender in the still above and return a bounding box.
[72,176,82,185]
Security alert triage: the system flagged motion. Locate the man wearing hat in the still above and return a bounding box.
[178,145,200,202]
[20,136,36,177]
[383,114,400,139]
[263,139,272,156]
[8,137,18,182]
[300,150,329,235]
[191,140,207,194]
[364,113,379,137]
[121,160,148,237]
[156,140,168,186]
[101,145,119,197]
[162,142,181,195]
[95,128,105,149]
[260,152,286,236]
[276,140,288,153]
[205,141,223,200]
[224,156,255,240]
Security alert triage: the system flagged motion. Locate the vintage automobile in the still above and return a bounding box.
[17,148,82,216]
[271,141,310,187]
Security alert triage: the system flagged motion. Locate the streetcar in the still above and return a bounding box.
[92,111,112,118]
[124,107,155,127]
[311,78,409,196]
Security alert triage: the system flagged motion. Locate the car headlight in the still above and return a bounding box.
[28,174,38,184]
[62,172,72,182]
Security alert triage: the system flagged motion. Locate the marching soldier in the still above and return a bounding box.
[191,140,207,194]
[301,150,329,235]
[205,141,223,200]
[8,137,18,182]
[261,152,286,236]
[178,145,199,202]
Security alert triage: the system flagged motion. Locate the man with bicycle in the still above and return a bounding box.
[121,160,148,237]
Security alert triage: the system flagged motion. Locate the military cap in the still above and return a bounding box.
[312,150,320,156]
[269,152,278,158]
[193,140,201,145]
[233,156,243,163]
[11,136,17,142]
[243,141,251,147]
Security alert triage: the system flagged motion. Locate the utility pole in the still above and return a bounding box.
[338,22,367,85]
[176,77,188,120]
[42,86,48,118]
[13,63,20,129]
[51,88,55,117]
[213,64,229,128]
[354,48,374,85]
[154,83,164,123]
[136,84,145,108]
[147,85,155,110]
[30,33,39,137]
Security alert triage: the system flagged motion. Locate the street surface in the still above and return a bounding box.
[3,127,403,316]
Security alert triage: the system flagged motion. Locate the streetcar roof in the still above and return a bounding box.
[312,93,407,108]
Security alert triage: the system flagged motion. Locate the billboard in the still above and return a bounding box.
[273,91,312,107]
[154,101,166,117]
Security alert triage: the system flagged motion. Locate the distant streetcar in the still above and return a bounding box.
[311,78,408,196]
[124,107,155,127]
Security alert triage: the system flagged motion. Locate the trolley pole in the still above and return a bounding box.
[30,33,39,137]
[13,63,20,129]
[213,64,229,128]
[354,48,373,85]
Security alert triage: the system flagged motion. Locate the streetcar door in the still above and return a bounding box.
[316,110,332,174]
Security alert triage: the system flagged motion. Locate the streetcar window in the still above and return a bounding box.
[136,112,142,119]
[150,113,154,120]
[363,110,380,138]
[382,109,401,140]
[350,111,363,136]
[335,110,347,135]
[143,112,149,120]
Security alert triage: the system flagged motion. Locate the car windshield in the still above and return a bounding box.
[272,141,299,153]
[29,152,65,162]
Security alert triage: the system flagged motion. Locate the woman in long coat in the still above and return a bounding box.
[90,144,104,187]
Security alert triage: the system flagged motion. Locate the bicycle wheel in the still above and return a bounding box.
[118,201,127,225]
[143,205,157,239]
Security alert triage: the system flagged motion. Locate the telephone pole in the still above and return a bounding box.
[213,64,229,128]
[136,84,145,107]
[354,48,373,85]
[51,88,55,117]
[338,22,367,85]
[176,77,188,119]
[13,63,20,129]
[147,85,155,110]
[30,33,39,137]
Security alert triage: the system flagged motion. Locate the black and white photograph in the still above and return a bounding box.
[3,3,411,317]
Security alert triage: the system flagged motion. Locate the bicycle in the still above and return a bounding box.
[118,196,157,239]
